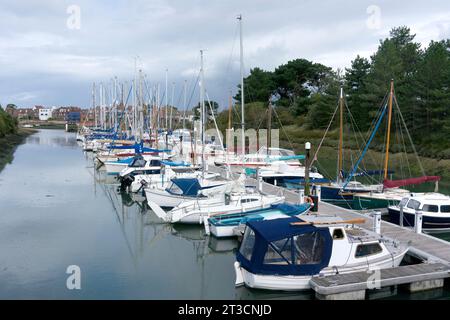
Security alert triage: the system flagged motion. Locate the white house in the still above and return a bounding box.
[39,108,53,121]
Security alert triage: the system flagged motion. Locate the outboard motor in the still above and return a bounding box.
[120,174,135,192]
[139,179,149,195]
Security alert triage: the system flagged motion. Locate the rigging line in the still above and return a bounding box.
[397,112,406,179]
[187,72,201,117]
[271,106,296,152]
[345,106,379,185]
[255,108,269,131]
[343,100,388,189]
[393,95,426,176]
[364,92,389,143]
[349,95,387,182]
[397,110,413,179]
[224,23,240,85]
[311,101,340,166]
[344,98,378,169]
[205,91,234,179]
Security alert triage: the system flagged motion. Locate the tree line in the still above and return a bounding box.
[214,26,450,159]
[0,105,18,138]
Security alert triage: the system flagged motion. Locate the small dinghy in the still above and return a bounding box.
[207,203,311,238]
[234,216,408,291]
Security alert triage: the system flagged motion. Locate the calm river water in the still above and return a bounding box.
[0,129,448,300]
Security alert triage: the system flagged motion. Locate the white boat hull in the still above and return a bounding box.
[104,162,128,175]
[170,196,285,225]
[145,188,200,208]
[235,249,408,291]
[210,224,236,238]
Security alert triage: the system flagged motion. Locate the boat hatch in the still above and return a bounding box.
[236,217,332,276]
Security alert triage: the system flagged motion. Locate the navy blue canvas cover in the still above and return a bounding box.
[236,217,333,276]
[170,178,202,197]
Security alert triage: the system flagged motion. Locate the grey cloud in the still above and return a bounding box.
[1,0,450,109]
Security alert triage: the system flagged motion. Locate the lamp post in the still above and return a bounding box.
[304,142,311,196]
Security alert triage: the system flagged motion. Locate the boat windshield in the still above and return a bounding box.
[407,199,421,210]
[167,182,183,195]
[239,228,256,261]
[441,206,450,213]
[129,158,146,167]
[399,198,409,207]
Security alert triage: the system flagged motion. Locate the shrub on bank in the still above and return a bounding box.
[0,106,18,138]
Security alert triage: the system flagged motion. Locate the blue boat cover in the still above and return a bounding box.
[161,160,191,167]
[171,178,202,197]
[236,217,333,276]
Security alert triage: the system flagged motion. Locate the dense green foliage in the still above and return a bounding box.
[219,26,450,159]
[0,105,18,138]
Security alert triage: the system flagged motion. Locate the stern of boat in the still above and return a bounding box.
[234,262,244,287]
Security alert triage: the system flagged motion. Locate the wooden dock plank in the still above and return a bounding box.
[311,263,450,295]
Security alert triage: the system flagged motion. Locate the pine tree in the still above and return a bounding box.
[345,55,371,130]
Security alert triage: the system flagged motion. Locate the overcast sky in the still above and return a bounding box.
[1,0,449,109]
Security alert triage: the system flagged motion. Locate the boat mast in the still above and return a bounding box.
[200,50,206,177]
[92,82,96,128]
[384,80,395,181]
[227,90,233,155]
[183,80,187,132]
[338,87,344,183]
[165,68,168,130]
[139,69,144,141]
[170,82,175,131]
[267,97,272,157]
[238,14,245,159]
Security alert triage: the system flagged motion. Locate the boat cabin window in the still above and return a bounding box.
[167,183,183,195]
[262,232,326,266]
[422,204,439,213]
[407,199,421,210]
[263,239,291,266]
[149,160,161,167]
[294,232,325,265]
[441,206,450,213]
[355,243,383,258]
[130,158,146,168]
[332,229,345,240]
[239,228,256,261]
[241,198,258,204]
